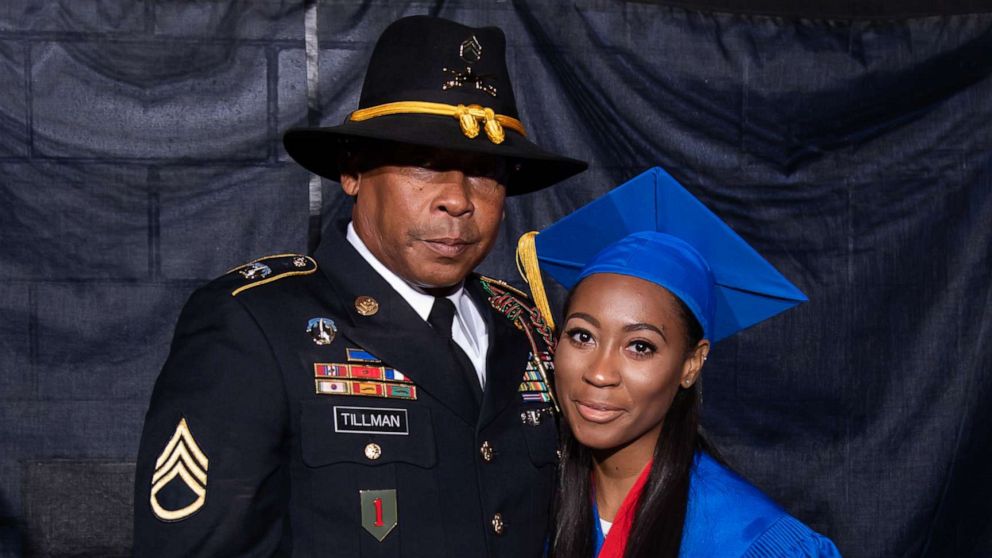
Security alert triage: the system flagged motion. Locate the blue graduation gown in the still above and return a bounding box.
[593,452,842,557]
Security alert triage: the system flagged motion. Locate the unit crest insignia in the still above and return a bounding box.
[150,417,209,521]
[307,317,337,346]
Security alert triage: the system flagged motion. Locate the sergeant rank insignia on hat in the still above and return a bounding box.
[150,417,208,521]
[227,253,317,296]
[442,35,497,98]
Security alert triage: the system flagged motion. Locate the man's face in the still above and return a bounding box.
[341,145,508,290]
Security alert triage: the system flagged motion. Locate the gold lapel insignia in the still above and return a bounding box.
[355,296,380,316]
[150,417,209,521]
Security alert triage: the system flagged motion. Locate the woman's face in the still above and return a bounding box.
[554,273,707,453]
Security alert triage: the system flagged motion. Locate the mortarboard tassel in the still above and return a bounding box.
[516,231,557,333]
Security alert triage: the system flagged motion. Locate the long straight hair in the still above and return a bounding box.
[550,295,708,558]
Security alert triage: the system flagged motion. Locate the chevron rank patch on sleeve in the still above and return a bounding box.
[150,417,209,522]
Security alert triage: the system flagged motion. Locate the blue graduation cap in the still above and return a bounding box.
[516,167,807,343]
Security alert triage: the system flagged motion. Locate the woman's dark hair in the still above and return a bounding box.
[550,286,709,558]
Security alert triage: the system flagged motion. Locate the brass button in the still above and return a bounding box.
[480,441,494,462]
[364,443,382,460]
[491,512,504,535]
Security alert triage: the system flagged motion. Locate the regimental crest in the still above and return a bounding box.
[442,34,497,97]
[307,317,337,346]
[150,417,209,522]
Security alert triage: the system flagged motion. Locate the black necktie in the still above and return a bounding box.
[428,297,483,406]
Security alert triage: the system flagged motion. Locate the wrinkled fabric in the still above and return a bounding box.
[682,453,842,557]
[592,453,841,557]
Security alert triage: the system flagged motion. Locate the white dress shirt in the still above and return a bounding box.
[346,223,489,388]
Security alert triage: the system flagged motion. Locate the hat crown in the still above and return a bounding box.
[359,16,519,118]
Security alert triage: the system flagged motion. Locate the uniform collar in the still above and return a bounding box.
[345,222,483,351]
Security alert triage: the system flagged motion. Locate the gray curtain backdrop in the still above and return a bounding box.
[1,1,990,556]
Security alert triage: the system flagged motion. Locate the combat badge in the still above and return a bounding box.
[307,317,337,346]
[360,489,398,542]
[150,417,209,521]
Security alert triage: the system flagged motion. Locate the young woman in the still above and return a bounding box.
[519,168,842,558]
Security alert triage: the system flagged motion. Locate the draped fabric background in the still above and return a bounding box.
[1,1,990,556]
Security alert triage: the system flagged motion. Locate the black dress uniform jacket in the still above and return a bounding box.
[133,226,559,557]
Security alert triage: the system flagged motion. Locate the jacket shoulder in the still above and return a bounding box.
[216,253,318,297]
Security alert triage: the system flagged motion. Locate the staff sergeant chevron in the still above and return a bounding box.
[149,417,210,521]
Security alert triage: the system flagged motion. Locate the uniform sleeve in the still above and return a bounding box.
[133,285,290,557]
[742,515,843,558]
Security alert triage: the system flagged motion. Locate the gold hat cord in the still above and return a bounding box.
[350,101,526,144]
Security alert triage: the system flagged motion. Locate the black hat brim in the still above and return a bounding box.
[283,114,587,195]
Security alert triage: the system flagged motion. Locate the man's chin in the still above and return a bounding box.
[405,266,475,292]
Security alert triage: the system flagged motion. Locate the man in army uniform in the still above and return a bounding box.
[133,15,586,557]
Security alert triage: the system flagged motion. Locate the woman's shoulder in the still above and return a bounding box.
[680,452,842,557]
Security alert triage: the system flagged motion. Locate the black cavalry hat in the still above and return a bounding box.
[283,16,587,195]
